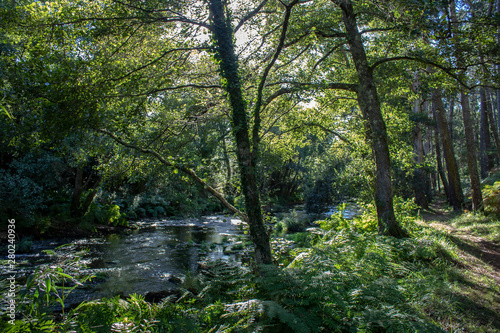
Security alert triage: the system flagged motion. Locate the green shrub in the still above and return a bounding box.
[84,202,127,226]
[317,198,419,235]
[483,181,500,216]
[274,210,309,234]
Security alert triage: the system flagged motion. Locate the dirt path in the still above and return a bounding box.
[419,202,500,285]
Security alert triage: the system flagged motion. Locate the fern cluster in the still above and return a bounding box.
[3,204,498,332]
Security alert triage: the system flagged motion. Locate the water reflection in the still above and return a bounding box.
[86,220,244,297]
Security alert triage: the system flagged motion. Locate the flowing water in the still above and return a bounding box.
[1,205,358,306]
[1,215,246,305]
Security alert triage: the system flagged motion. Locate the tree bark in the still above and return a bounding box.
[480,86,494,178]
[485,87,500,160]
[498,84,500,138]
[449,98,454,142]
[208,0,273,265]
[432,90,463,210]
[221,131,233,194]
[412,98,429,208]
[81,177,101,214]
[335,0,407,237]
[434,119,450,200]
[495,0,500,133]
[460,91,483,211]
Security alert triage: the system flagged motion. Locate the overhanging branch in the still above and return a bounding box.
[108,84,222,97]
[370,56,471,89]
[98,128,247,221]
[263,81,357,108]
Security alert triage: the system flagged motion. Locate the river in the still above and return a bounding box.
[1,205,358,307]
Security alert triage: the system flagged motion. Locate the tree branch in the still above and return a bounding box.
[112,0,213,30]
[108,84,222,97]
[315,29,346,38]
[276,122,352,145]
[370,56,471,89]
[312,42,345,71]
[98,128,247,221]
[262,81,357,108]
[359,27,395,34]
[110,47,210,82]
[304,122,352,145]
[235,0,269,32]
[251,0,300,156]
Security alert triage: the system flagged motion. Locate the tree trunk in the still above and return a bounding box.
[70,167,84,217]
[497,64,500,139]
[449,0,482,211]
[449,98,454,142]
[494,0,500,128]
[81,180,101,214]
[221,132,233,194]
[480,86,494,178]
[432,90,463,210]
[435,127,450,199]
[432,103,451,200]
[460,91,483,211]
[208,0,273,265]
[336,0,407,237]
[485,87,500,160]
[412,98,429,208]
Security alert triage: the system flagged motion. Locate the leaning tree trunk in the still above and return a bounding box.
[208,0,273,265]
[432,90,463,210]
[336,0,407,237]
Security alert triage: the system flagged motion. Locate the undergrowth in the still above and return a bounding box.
[2,201,499,332]
[448,212,500,242]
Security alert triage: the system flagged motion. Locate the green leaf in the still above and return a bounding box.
[0,105,13,119]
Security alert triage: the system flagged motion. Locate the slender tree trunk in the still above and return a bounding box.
[70,167,84,217]
[81,177,101,214]
[485,87,500,160]
[449,98,454,142]
[460,91,483,211]
[432,90,463,210]
[480,86,494,178]
[498,0,500,138]
[449,0,483,211]
[413,98,429,208]
[336,0,407,237]
[433,104,451,200]
[497,86,500,137]
[208,0,272,265]
[221,132,233,193]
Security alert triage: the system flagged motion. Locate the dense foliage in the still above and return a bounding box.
[1,0,500,331]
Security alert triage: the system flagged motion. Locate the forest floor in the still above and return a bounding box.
[418,199,500,331]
